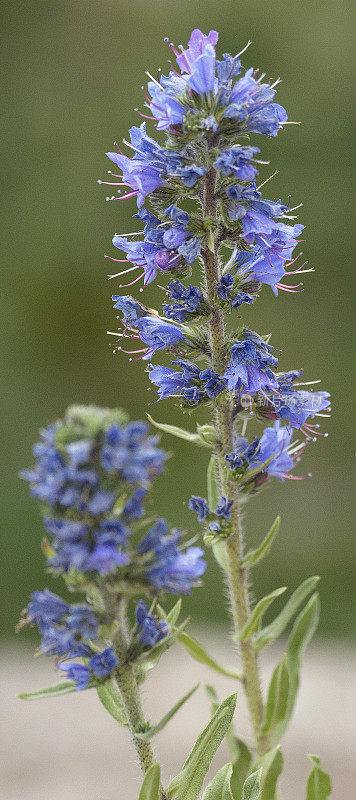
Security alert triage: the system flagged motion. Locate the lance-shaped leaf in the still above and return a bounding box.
[138,763,161,800]
[242,768,263,800]
[260,655,290,738]
[166,692,237,800]
[305,755,332,800]
[207,455,229,572]
[230,738,253,800]
[238,587,287,641]
[202,763,234,800]
[252,746,284,800]
[178,631,243,681]
[205,685,253,800]
[207,455,220,509]
[281,594,320,738]
[18,679,92,700]
[147,415,211,447]
[254,576,320,650]
[242,518,280,568]
[135,684,199,739]
[261,594,320,745]
[156,598,182,628]
[96,677,128,726]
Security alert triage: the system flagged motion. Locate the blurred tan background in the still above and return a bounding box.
[1,1,355,797]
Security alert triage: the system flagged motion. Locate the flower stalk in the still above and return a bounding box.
[202,151,268,754]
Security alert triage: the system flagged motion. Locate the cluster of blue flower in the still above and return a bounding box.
[23,589,171,690]
[107,28,330,481]
[21,406,206,688]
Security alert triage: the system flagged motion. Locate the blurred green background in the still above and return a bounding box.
[2,0,355,641]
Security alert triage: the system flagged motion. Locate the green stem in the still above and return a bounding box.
[100,587,167,798]
[202,153,269,756]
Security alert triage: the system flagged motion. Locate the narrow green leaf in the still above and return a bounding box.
[166,692,237,800]
[207,456,229,571]
[156,598,182,628]
[282,594,320,735]
[305,755,332,800]
[213,540,229,571]
[138,763,161,800]
[253,746,284,800]
[96,677,128,726]
[260,655,290,737]
[202,763,234,800]
[147,415,209,446]
[178,631,243,681]
[230,738,253,800]
[239,587,287,641]
[242,517,280,567]
[135,684,199,739]
[264,594,320,745]
[205,686,252,799]
[254,576,320,650]
[207,455,220,510]
[242,768,263,800]
[205,684,219,713]
[19,680,79,699]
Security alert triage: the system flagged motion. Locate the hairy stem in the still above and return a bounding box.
[100,587,166,798]
[202,153,269,756]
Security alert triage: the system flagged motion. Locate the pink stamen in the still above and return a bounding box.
[136,110,157,120]
[119,272,145,288]
[282,473,306,480]
[278,281,303,289]
[113,142,125,155]
[114,190,139,201]
[275,284,303,293]
[119,347,148,355]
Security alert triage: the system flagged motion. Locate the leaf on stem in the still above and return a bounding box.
[259,594,320,745]
[96,677,128,726]
[207,455,229,571]
[205,685,253,799]
[18,680,86,700]
[207,455,220,510]
[260,655,290,737]
[201,763,234,800]
[254,576,320,650]
[166,692,237,800]
[242,517,280,568]
[238,587,287,641]
[242,768,263,800]
[147,415,211,447]
[305,755,332,800]
[178,631,243,680]
[135,684,199,739]
[251,746,284,800]
[138,763,161,800]
[156,598,182,628]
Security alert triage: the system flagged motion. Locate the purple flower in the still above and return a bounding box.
[250,421,293,481]
[214,146,260,181]
[176,29,219,74]
[215,496,234,519]
[135,316,187,359]
[187,44,216,95]
[223,331,278,396]
[58,662,91,690]
[135,600,169,647]
[112,296,148,325]
[188,496,210,521]
[27,590,69,630]
[89,647,119,678]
